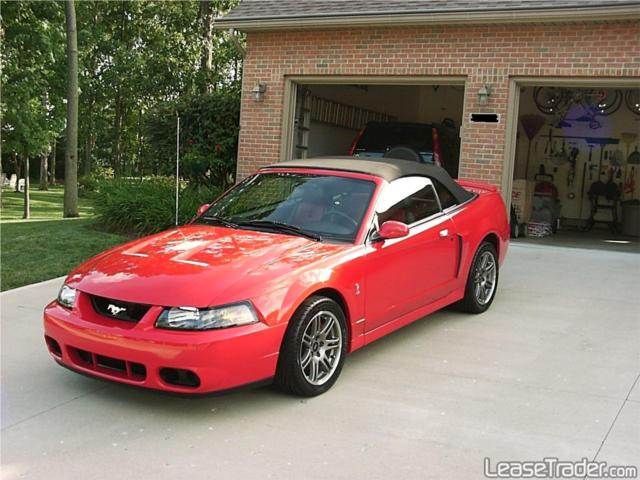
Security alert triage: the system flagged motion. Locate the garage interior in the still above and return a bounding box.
[291,83,464,178]
[511,85,640,251]
[287,82,639,251]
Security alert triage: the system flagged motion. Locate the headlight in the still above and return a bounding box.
[57,285,77,309]
[155,302,258,330]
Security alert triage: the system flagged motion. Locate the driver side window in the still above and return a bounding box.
[377,177,442,225]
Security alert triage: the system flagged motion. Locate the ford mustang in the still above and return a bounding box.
[43,157,509,396]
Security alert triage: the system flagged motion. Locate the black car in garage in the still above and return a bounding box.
[349,121,461,178]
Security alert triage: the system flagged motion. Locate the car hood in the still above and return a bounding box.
[67,225,344,307]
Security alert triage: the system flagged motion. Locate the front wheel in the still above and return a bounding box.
[457,241,499,314]
[275,296,347,396]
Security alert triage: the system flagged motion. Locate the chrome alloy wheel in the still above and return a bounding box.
[299,311,342,386]
[474,251,497,305]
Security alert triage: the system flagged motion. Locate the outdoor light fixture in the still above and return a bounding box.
[252,82,267,102]
[477,85,492,105]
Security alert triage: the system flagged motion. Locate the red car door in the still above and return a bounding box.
[363,177,459,333]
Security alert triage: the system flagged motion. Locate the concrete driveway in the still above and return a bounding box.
[1,243,639,479]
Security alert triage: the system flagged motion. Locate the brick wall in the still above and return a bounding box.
[237,21,640,186]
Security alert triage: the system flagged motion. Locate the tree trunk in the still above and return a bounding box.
[84,135,91,176]
[136,107,143,177]
[112,2,127,176]
[199,0,214,92]
[14,152,21,192]
[113,92,124,175]
[121,106,128,177]
[83,99,94,176]
[23,154,30,219]
[39,150,49,190]
[49,140,57,185]
[64,0,79,217]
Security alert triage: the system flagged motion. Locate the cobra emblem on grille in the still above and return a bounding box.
[107,304,127,316]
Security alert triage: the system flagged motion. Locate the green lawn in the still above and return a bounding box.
[1,187,129,291]
[0,186,95,221]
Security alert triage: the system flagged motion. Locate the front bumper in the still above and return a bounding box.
[43,292,285,394]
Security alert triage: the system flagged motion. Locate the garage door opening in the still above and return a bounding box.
[511,84,640,251]
[289,83,464,178]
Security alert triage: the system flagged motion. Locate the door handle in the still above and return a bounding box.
[439,229,449,238]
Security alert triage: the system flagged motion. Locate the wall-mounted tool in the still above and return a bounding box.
[579,161,587,220]
[567,146,579,188]
[625,148,639,197]
[586,143,595,180]
[624,166,636,197]
[621,132,638,160]
[611,150,624,188]
[544,127,553,155]
[551,139,569,167]
[620,132,638,197]
[585,137,620,181]
[520,115,546,177]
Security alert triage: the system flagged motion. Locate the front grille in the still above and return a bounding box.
[68,346,147,381]
[90,295,150,323]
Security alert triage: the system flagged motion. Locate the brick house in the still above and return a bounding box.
[218,1,640,224]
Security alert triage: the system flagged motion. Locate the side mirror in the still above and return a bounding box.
[197,204,210,217]
[376,220,409,240]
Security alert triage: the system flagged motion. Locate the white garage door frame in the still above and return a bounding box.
[502,76,640,212]
[280,75,468,162]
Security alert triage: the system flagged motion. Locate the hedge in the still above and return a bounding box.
[92,177,221,236]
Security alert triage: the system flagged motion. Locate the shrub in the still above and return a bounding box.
[145,88,240,189]
[79,165,115,197]
[92,177,221,236]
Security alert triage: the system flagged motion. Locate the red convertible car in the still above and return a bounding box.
[44,157,509,396]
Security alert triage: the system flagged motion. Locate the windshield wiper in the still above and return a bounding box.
[198,215,239,229]
[237,220,323,242]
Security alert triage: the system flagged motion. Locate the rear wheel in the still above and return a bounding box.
[457,241,499,314]
[275,296,347,396]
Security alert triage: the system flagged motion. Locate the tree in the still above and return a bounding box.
[199,0,214,92]
[146,88,240,189]
[49,140,57,185]
[2,0,243,193]
[39,148,49,190]
[22,153,29,218]
[64,0,79,217]
[39,95,51,191]
[1,1,66,216]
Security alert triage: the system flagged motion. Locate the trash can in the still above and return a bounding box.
[621,200,640,237]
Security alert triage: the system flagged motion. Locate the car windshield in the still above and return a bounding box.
[200,172,376,242]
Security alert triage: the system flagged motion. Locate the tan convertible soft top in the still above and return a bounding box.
[265,156,475,204]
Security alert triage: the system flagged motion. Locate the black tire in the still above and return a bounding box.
[510,221,520,239]
[509,207,520,238]
[275,296,348,397]
[456,241,499,314]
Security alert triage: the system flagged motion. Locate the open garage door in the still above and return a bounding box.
[289,82,465,178]
[511,84,640,251]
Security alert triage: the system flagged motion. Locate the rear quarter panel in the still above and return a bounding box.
[448,187,509,290]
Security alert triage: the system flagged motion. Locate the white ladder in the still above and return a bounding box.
[295,88,312,159]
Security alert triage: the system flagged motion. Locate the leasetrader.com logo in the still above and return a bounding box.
[484,457,638,478]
